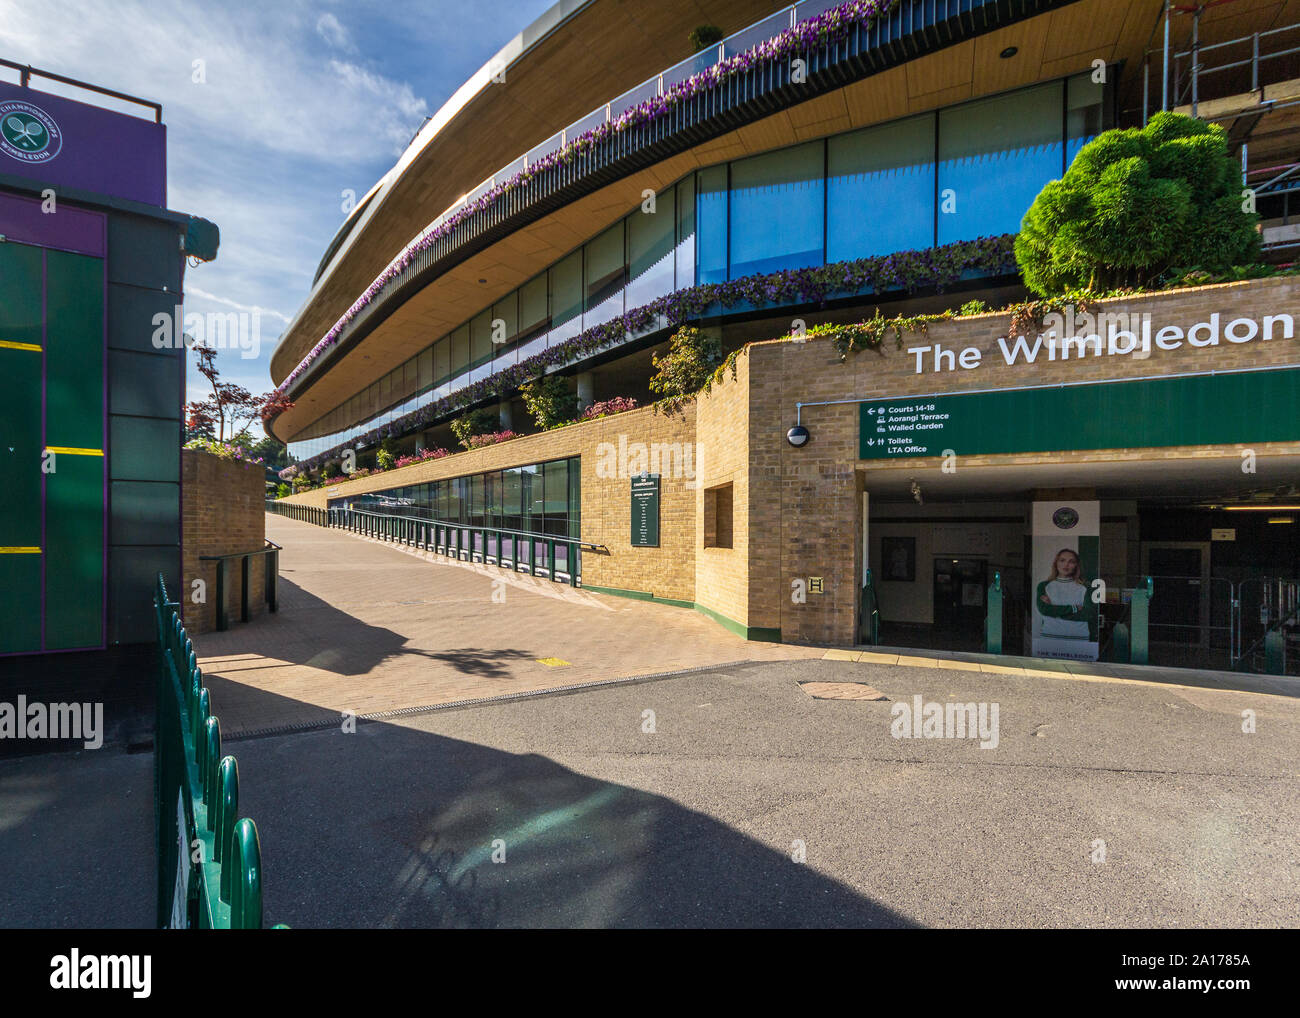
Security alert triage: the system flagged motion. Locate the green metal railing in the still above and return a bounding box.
[154,574,267,929]
[267,500,598,586]
[860,568,880,646]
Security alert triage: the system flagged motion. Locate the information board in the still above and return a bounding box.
[630,473,660,548]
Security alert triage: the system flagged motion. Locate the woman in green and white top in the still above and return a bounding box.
[1036,548,1097,641]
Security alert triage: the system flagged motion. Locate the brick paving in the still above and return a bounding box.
[194,516,820,736]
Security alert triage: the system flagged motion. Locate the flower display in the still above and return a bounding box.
[287,233,1016,474]
[272,0,901,402]
[184,437,265,466]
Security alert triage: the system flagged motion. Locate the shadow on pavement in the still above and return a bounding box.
[228,691,914,928]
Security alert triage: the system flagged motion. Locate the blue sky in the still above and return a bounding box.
[0,0,553,435]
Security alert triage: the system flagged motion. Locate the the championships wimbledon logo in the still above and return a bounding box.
[0,101,62,164]
[1052,507,1080,530]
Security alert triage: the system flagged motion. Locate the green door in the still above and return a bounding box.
[0,241,104,654]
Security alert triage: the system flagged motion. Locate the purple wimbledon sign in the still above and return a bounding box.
[0,80,165,207]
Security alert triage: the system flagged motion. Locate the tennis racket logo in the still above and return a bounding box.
[0,102,61,163]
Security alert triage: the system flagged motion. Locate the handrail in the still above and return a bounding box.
[267,499,589,585]
[198,539,281,631]
[154,573,269,928]
[0,57,163,122]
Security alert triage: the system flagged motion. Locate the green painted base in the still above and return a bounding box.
[581,584,781,642]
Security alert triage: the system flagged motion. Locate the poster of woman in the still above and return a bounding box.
[1030,502,1101,662]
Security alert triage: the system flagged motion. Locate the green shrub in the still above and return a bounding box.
[449,407,500,450]
[1016,112,1258,295]
[649,326,723,405]
[520,373,578,430]
[958,299,989,316]
[689,25,723,52]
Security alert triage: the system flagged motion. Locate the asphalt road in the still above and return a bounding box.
[217,658,1300,928]
[3,658,1295,928]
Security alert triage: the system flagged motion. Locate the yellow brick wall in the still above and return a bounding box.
[279,276,1300,645]
[182,450,268,634]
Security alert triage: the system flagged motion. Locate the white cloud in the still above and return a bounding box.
[186,286,292,324]
[315,13,353,52]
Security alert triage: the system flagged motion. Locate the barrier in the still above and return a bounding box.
[267,500,598,587]
[154,574,269,929]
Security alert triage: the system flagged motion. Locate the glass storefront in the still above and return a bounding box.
[332,455,581,539]
[290,72,1107,462]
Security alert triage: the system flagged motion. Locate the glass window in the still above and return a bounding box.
[675,175,696,289]
[450,325,470,378]
[492,292,518,356]
[828,113,935,261]
[627,185,675,309]
[417,348,432,390]
[520,463,541,533]
[433,337,450,385]
[502,466,523,531]
[729,141,824,278]
[549,250,582,344]
[696,165,727,284]
[484,470,501,528]
[1066,71,1105,167]
[568,455,581,538]
[378,372,390,406]
[584,221,625,329]
[470,310,493,367]
[938,81,1064,244]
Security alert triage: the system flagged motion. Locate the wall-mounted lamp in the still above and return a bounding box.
[787,425,810,448]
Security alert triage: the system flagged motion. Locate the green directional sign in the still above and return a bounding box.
[860,368,1300,459]
[630,473,660,548]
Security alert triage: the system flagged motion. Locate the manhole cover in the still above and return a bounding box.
[798,681,888,701]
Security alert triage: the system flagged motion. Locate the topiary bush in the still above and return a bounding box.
[1015,112,1259,295]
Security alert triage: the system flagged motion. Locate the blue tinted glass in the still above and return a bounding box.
[1066,72,1105,168]
[729,142,824,278]
[696,166,728,284]
[938,82,1064,244]
[549,251,582,344]
[828,113,935,261]
[675,176,695,288]
[626,186,675,309]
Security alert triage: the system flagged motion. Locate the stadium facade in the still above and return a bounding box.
[271,0,1300,671]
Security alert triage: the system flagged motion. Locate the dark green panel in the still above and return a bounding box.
[0,555,42,654]
[109,480,179,545]
[107,545,178,646]
[46,249,104,451]
[44,453,104,650]
[0,242,43,348]
[109,416,180,481]
[861,369,1300,459]
[109,350,181,418]
[106,215,182,292]
[108,282,180,355]
[0,345,42,548]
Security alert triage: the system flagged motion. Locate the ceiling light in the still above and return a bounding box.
[1000,46,1018,59]
[1224,505,1300,511]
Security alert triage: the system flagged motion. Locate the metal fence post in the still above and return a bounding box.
[986,572,1003,655]
[1131,576,1154,665]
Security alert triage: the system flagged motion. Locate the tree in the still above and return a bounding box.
[1015,112,1259,295]
[185,342,294,445]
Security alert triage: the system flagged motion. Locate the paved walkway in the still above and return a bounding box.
[195,516,818,736]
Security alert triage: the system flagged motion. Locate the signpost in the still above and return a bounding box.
[859,368,1300,460]
[630,473,660,548]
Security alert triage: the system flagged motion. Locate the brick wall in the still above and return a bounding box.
[182,450,268,634]
[279,402,699,603]
[279,276,1300,646]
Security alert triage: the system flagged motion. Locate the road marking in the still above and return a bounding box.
[537,657,571,667]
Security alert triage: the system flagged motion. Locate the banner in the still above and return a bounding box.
[1029,501,1100,662]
